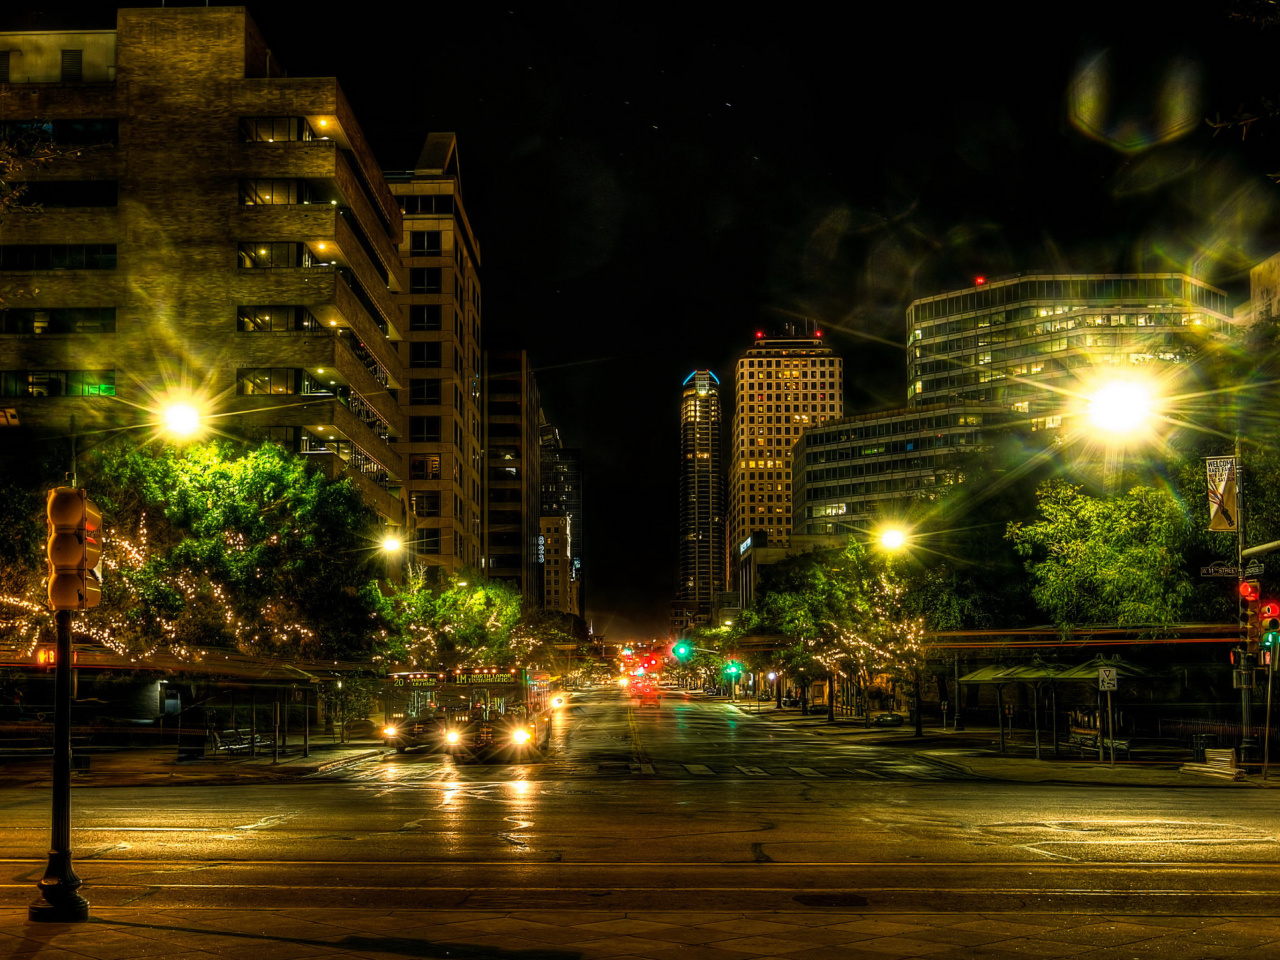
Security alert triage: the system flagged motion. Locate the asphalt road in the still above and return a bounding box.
[2,687,1278,916]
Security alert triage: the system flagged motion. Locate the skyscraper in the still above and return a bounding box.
[673,370,723,632]
[725,332,842,586]
[386,134,484,573]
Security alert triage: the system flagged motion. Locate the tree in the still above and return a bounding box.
[0,436,396,662]
[1006,480,1200,632]
[391,568,521,669]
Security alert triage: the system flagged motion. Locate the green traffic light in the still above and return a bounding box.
[1265,631,1280,649]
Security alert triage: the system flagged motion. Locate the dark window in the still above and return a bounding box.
[239,117,314,142]
[0,307,115,334]
[60,50,83,83]
[409,267,442,293]
[0,245,116,270]
[408,416,442,443]
[0,52,9,83]
[417,528,442,555]
[409,378,441,404]
[15,180,117,207]
[409,304,442,331]
[400,195,454,215]
[409,341,442,368]
[409,230,442,255]
[1,370,114,397]
[237,306,319,332]
[411,492,441,517]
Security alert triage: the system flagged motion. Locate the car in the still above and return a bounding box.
[870,712,905,727]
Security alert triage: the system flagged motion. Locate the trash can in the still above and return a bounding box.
[1191,733,1218,763]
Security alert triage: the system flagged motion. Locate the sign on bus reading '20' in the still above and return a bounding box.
[392,669,525,687]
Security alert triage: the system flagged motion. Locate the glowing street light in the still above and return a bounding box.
[162,403,202,438]
[878,527,907,551]
[381,535,402,552]
[1086,379,1155,436]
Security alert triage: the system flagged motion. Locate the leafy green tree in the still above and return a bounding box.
[391,567,521,669]
[0,436,396,661]
[1006,480,1200,632]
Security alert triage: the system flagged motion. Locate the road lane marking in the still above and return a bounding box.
[790,767,824,777]
[87,827,210,832]
[735,766,768,776]
[684,764,715,775]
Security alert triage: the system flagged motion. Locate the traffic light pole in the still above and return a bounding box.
[29,609,89,922]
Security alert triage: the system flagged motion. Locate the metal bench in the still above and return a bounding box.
[209,730,252,756]
[1180,747,1246,780]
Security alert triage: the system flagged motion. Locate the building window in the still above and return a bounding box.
[409,378,442,404]
[60,50,83,83]
[0,307,115,334]
[239,117,315,143]
[409,341,442,368]
[409,416,442,443]
[409,304,443,331]
[411,492,442,517]
[409,267,442,293]
[14,181,117,207]
[401,194,455,215]
[1,370,114,397]
[410,455,441,480]
[237,368,300,395]
[238,243,310,269]
[409,231,443,255]
[0,52,9,83]
[0,245,116,270]
[417,528,442,555]
[237,306,320,332]
[240,179,304,205]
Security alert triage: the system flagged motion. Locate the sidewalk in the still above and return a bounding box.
[725,697,1280,788]
[0,733,386,788]
[4,906,1278,960]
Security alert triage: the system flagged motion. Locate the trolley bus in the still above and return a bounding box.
[383,667,557,760]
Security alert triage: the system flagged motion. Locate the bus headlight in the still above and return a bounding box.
[446,730,460,744]
[511,728,531,744]
[551,696,564,708]
[383,726,397,738]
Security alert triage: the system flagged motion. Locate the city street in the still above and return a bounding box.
[2,688,1279,921]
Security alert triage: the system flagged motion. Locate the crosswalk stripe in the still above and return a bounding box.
[790,767,824,777]
[629,762,655,775]
[851,767,883,778]
[736,765,768,776]
[684,764,715,775]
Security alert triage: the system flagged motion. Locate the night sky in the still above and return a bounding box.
[10,2,1280,639]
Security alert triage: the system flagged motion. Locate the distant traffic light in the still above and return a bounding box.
[725,661,742,677]
[46,487,102,611]
[672,642,692,661]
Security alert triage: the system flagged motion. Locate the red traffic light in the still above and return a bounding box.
[1240,580,1261,603]
[1262,601,1280,619]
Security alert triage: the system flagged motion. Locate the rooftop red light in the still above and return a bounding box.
[975,276,986,285]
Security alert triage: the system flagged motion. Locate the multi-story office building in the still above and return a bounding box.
[725,332,842,585]
[386,134,483,572]
[484,350,540,594]
[793,401,1010,534]
[538,514,580,616]
[673,370,723,633]
[789,272,1236,532]
[540,440,584,615]
[906,273,1233,424]
[0,7,406,524]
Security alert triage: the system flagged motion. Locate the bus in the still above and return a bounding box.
[383,667,557,760]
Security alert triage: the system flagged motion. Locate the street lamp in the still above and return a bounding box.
[878,526,907,551]
[1086,379,1156,436]
[161,402,202,439]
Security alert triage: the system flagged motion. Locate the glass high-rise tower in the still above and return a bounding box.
[673,370,724,632]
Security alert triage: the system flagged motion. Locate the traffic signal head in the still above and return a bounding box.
[725,661,741,676]
[1240,579,1261,603]
[46,486,102,611]
[1262,599,1280,649]
[672,642,692,661]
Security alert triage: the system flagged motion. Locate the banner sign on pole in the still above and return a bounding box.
[1207,457,1238,532]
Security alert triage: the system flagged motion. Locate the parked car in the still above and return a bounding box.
[870,712,904,727]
